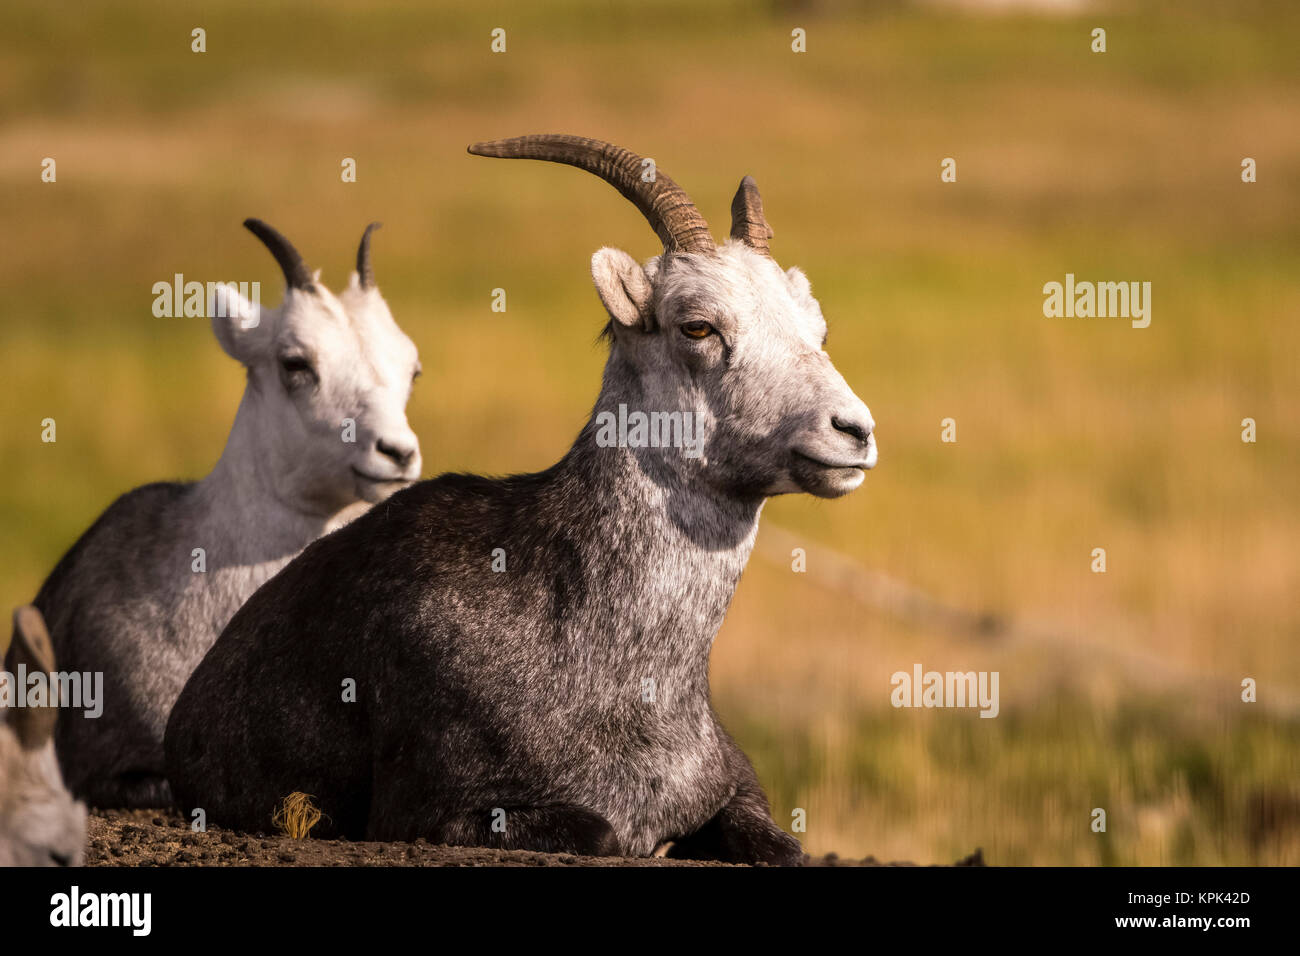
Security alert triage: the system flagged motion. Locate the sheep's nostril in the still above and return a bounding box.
[50,851,72,867]
[831,416,871,444]
[376,439,415,468]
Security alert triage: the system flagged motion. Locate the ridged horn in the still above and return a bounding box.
[729,176,772,257]
[6,606,59,750]
[468,134,715,255]
[356,222,382,289]
[243,218,314,292]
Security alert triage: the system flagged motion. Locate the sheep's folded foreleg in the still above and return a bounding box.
[667,767,804,866]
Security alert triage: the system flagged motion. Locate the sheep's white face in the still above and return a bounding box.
[593,240,875,499]
[211,274,423,514]
[0,729,87,867]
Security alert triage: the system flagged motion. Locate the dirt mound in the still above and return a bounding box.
[87,810,982,867]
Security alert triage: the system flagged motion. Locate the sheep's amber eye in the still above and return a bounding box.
[680,321,713,339]
[278,355,316,389]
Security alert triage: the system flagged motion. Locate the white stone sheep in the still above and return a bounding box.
[35,219,424,808]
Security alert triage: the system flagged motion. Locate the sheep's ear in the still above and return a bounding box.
[5,606,58,750]
[210,283,273,363]
[591,248,653,330]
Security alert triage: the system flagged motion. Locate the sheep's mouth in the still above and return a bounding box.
[350,468,413,487]
[352,468,414,503]
[791,451,871,472]
[789,450,869,499]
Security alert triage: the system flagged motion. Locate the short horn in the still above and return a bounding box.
[243,218,314,292]
[729,176,773,256]
[468,134,715,255]
[356,222,382,289]
[5,606,59,750]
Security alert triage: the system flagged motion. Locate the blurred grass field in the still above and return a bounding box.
[1,0,1297,863]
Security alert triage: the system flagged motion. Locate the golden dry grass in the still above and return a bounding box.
[272,792,324,840]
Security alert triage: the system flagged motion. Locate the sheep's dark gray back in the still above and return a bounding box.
[168,420,765,856]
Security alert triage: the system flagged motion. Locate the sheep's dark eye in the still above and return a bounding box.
[680,321,713,339]
[278,355,316,388]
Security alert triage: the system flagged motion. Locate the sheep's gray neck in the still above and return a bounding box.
[551,355,764,662]
[195,387,364,568]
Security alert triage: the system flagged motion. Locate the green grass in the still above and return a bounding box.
[727,694,1300,865]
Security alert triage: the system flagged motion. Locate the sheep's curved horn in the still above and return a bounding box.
[243,218,314,292]
[5,606,59,750]
[729,176,773,257]
[468,134,715,255]
[356,222,382,289]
